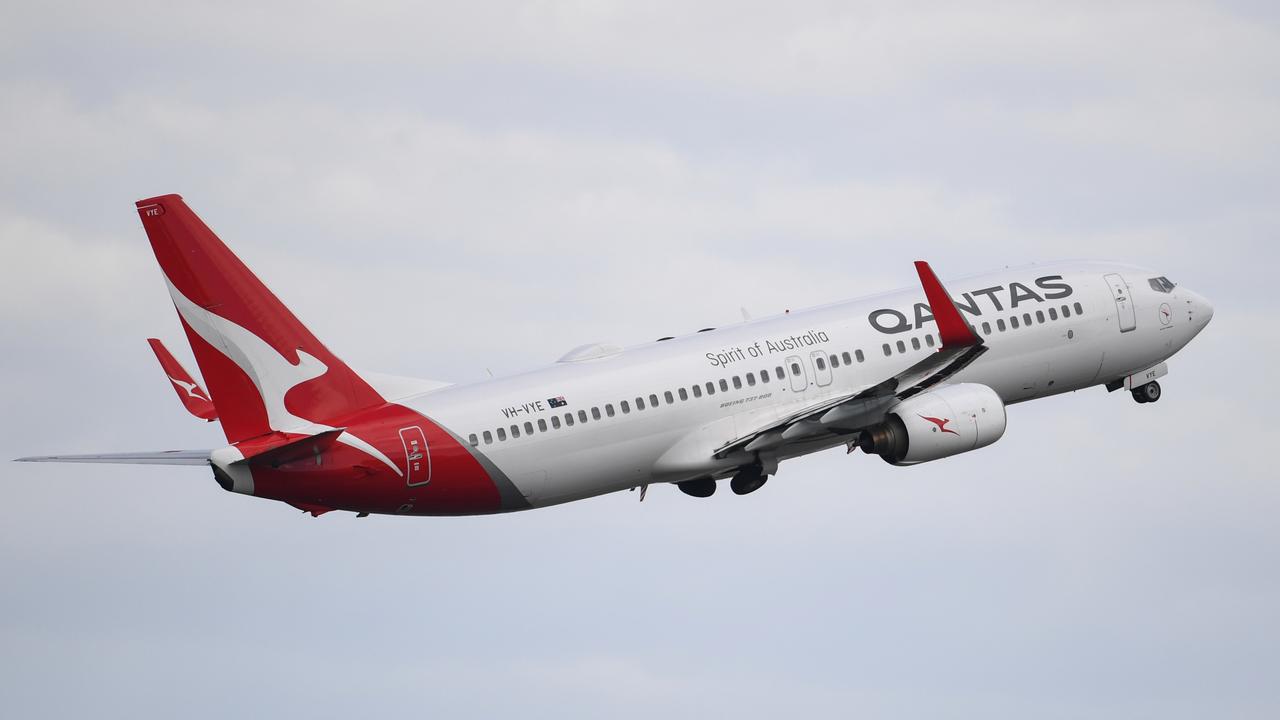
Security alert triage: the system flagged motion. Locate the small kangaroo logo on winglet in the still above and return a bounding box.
[167,375,209,402]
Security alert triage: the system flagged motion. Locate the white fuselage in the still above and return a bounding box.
[400,261,1212,508]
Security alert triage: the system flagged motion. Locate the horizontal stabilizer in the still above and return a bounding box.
[15,450,211,465]
[148,338,218,421]
[239,428,346,467]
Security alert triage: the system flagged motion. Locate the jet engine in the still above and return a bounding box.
[859,383,1006,466]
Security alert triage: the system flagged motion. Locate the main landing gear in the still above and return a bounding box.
[677,463,771,498]
[1132,381,1162,404]
[730,466,768,496]
[677,478,717,498]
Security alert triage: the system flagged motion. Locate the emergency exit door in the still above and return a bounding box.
[1104,273,1136,333]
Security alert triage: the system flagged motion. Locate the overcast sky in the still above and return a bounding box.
[2,1,1277,717]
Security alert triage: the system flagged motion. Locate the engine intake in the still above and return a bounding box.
[860,383,1007,465]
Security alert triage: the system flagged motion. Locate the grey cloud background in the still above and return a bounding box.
[1,1,1276,717]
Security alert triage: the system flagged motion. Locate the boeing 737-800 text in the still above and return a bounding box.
[16,195,1214,516]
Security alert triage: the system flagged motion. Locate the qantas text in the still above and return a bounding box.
[867,275,1073,335]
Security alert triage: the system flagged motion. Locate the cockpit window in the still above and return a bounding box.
[1148,276,1176,293]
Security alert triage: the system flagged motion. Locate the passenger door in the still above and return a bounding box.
[1104,273,1137,333]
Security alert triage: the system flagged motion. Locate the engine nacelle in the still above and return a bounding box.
[860,383,1007,466]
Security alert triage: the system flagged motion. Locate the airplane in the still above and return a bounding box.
[16,194,1214,516]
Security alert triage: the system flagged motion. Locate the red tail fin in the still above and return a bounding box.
[135,194,384,443]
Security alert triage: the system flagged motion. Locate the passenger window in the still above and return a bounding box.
[1048,307,1058,321]
[775,367,785,380]
[911,337,921,350]
[664,391,675,404]
[842,351,852,365]
[621,400,630,414]
[1011,315,1020,329]
[718,380,728,392]
[1023,313,1032,326]
[815,357,827,371]
[679,387,689,400]
[651,393,660,406]
[896,340,906,353]
[468,433,478,446]
[693,384,703,397]
[483,430,493,444]
[511,425,521,438]
[731,377,742,390]
[759,370,770,384]
[537,419,547,432]
[790,363,801,376]
[1036,310,1045,323]
[1074,302,1083,314]
[1061,305,1071,318]
[855,349,865,362]
[882,343,892,357]
[578,410,588,423]
[565,413,574,427]
[591,407,601,420]
[746,373,756,387]
[497,427,507,441]
[551,416,561,430]
[997,318,1006,332]
[605,404,615,418]
[980,322,990,335]
[705,382,716,396]
[524,421,533,435]
[635,396,645,410]
[829,354,839,368]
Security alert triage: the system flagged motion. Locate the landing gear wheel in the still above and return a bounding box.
[678,478,717,498]
[1132,381,1161,404]
[730,470,768,496]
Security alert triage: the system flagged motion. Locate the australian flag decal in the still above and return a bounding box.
[547,396,568,408]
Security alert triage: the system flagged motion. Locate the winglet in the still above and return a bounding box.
[147,338,219,421]
[913,261,981,348]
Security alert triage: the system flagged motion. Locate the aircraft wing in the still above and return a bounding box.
[15,450,212,465]
[714,261,986,459]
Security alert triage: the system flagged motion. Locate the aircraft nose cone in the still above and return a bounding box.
[1187,290,1213,329]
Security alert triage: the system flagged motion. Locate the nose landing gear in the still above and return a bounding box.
[1132,381,1162,404]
